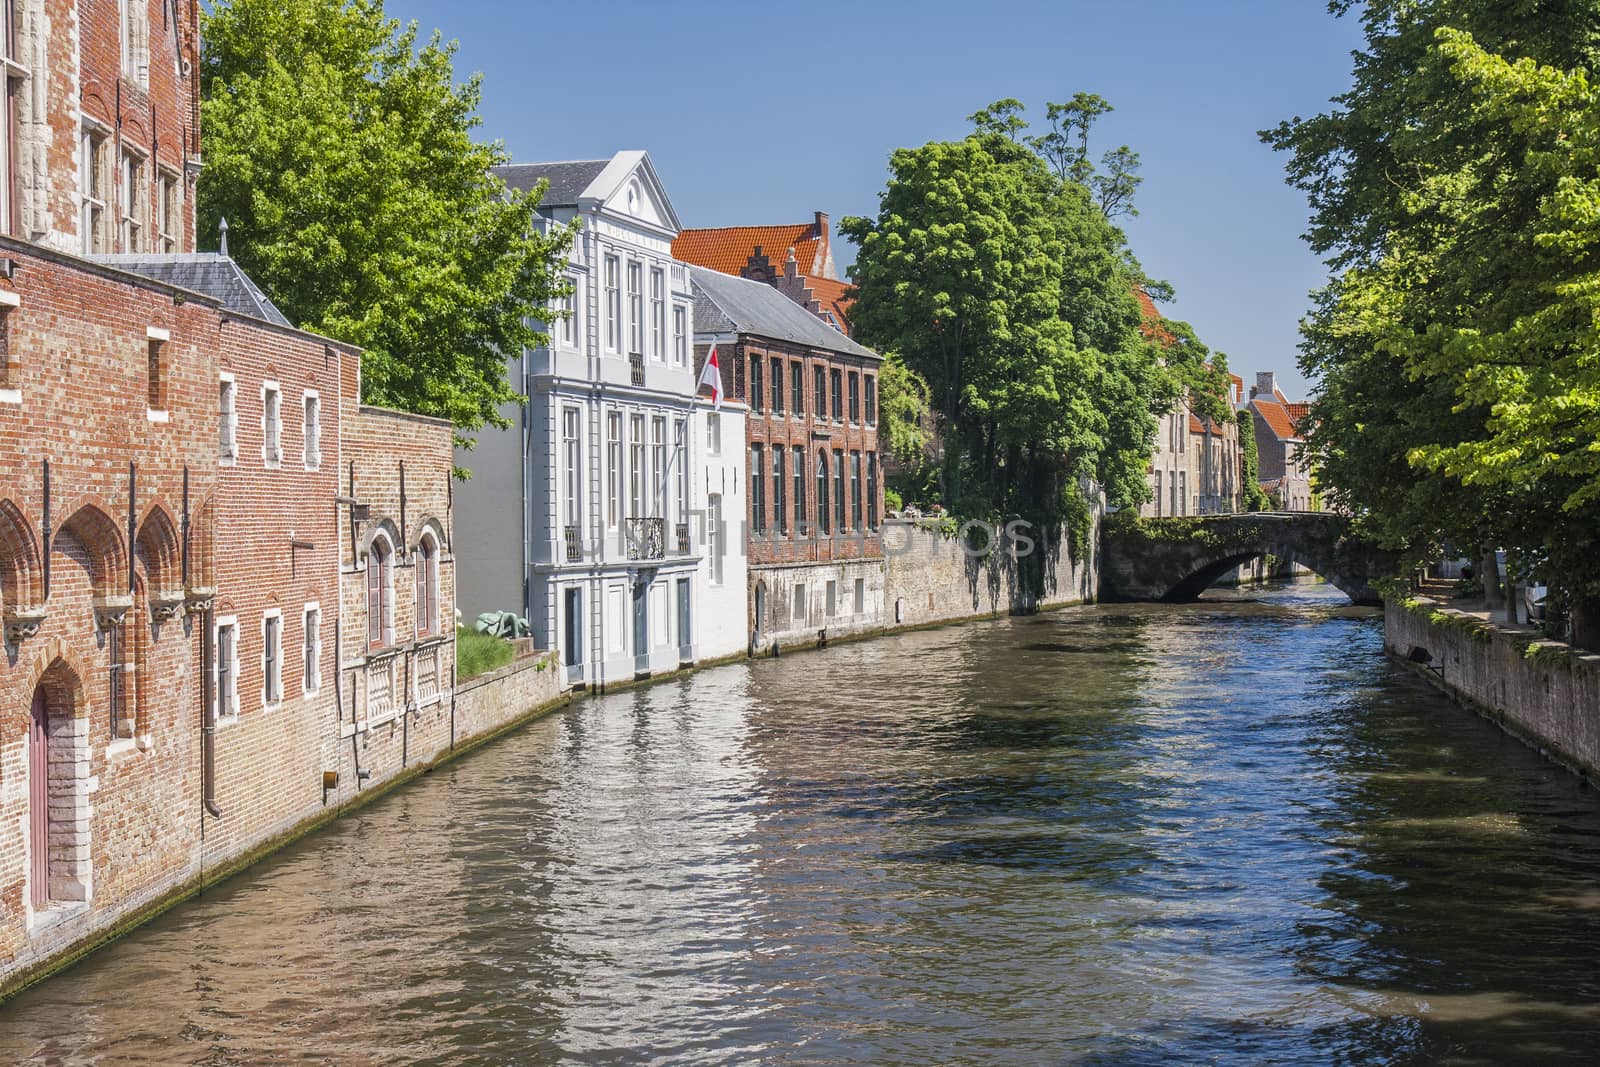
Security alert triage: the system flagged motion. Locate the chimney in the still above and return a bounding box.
[1254,371,1277,400]
[813,211,837,281]
[784,246,799,281]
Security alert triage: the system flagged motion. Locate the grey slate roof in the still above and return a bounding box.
[690,267,878,361]
[96,254,293,327]
[493,160,611,206]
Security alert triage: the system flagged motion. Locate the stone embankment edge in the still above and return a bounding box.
[1,593,1099,1002]
[0,663,576,1005]
[1385,597,1600,789]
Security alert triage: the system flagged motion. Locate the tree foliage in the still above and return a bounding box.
[199,0,572,445]
[842,100,1225,536]
[876,351,933,470]
[1263,0,1600,644]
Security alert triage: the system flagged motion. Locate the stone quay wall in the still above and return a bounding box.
[1386,598,1600,782]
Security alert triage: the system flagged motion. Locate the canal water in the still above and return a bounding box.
[4,582,1600,1065]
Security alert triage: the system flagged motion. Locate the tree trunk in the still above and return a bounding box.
[1480,546,1502,611]
[1571,595,1600,654]
[1504,572,1518,625]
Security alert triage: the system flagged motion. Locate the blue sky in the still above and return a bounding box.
[388,0,1365,398]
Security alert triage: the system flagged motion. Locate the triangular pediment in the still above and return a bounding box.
[585,151,682,233]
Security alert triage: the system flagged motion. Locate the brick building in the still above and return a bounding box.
[691,266,886,647]
[1246,372,1316,512]
[1,1,455,990]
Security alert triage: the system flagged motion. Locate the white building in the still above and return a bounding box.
[453,151,747,687]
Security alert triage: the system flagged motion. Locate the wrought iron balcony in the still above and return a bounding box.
[625,517,665,561]
[563,525,582,562]
[675,522,691,555]
[629,354,645,387]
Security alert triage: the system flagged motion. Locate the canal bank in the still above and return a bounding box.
[1386,590,1600,785]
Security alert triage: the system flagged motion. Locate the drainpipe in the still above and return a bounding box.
[201,605,221,818]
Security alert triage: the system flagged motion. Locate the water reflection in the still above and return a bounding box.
[3,581,1599,1064]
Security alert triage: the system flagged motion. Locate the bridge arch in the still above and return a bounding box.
[1101,513,1397,607]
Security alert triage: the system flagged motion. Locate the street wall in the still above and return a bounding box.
[1386,599,1600,782]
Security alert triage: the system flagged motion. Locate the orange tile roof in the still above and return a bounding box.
[805,274,854,336]
[1133,288,1176,345]
[1286,402,1311,430]
[1252,398,1299,441]
[673,225,821,277]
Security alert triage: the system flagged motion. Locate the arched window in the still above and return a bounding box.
[415,532,439,637]
[367,534,394,647]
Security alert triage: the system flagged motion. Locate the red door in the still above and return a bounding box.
[28,688,48,909]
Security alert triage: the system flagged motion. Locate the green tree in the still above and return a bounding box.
[199,0,572,447]
[876,351,932,469]
[1236,412,1270,512]
[1263,0,1600,645]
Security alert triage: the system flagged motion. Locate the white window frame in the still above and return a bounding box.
[629,413,645,518]
[119,147,146,253]
[627,260,644,355]
[156,169,178,253]
[415,533,439,637]
[649,267,665,360]
[606,410,622,530]
[302,603,321,696]
[562,405,581,533]
[261,609,283,708]
[558,277,576,346]
[262,381,282,467]
[604,255,621,353]
[218,373,237,465]
[80,124,108,255]
[302,389,321,470]
[706,412,721,456]
[651,415,666,515]
[672,305,687,365]
[214,615,240,722]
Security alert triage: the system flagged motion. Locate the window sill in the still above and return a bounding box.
[146,408,169,423]
[28,900,90,938]
[219,454,236,467]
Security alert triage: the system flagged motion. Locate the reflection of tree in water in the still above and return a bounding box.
[1296,677,1600,1063]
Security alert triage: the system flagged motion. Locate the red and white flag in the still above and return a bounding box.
[698,344,724,409]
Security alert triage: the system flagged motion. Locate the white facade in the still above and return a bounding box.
[454,151,746,687]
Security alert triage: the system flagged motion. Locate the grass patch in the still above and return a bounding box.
[457,626,515,679]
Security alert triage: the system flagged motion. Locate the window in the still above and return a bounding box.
[1154,470,1163,516]
[830,369,843,421]
[0,7,16,237]
[218,376,237,462]
[606,411,622,528]
[303,606,322,694]
[771,357,784,414]
[303,392,321,469]
[854,578,865,614]
[851,450,862,530]
[650,268,665,359]
[673,305,687,365]
[848,372,860,424]
[706,412,721,456]
[367,535,394,647]
[793,584,807,624]
[793,446,806,529]
[108,617,129,739]
[156,171,178,253]
[215,618,239,719]
[867,452,879,530]
[629,413,645,517]
[146,331,166,410]
[556,282,575,346]
[627,261,643,354]
[262,383,282,466]
[773,447,787,535]
[80,127,108,254]
[1180,470,1188,516]
[263,611,282,707]
[750,356,764,414]
[651,416,666,514]
[120,0,149,87]
[674,419,688,532]
[815,366,826,419]
[604,256,621,352]
[732,353,745,400]
[415,535,439,637]
[562,406,581,532]
[791,362,804,418]
[120,150,145,252]
[834,450,846,530]
[750,444,765,535]
[865,375,877,426]
[817,449,830,534]
[826,580,838,617]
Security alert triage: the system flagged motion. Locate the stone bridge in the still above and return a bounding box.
[1100,512,1398,606]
